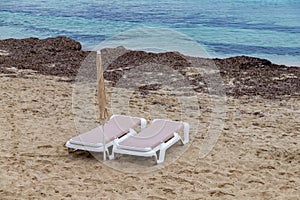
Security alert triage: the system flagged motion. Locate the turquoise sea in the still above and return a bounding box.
[0,0,299,66]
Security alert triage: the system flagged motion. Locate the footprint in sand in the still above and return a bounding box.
[125,185,138,192]
[37,145,53,149]
[146,196,167,200]
[217,182,234,188]
[124,175,141,181]
[162,188,176,195]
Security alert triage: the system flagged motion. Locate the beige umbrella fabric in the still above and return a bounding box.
[96,50,108,160]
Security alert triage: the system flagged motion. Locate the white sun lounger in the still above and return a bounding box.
[111,119,189,164]
[65,115,146,159]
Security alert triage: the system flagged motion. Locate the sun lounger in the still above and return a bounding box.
[111,119,189,164]
[65,115,146,159]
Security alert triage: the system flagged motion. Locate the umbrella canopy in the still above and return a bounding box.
[96,50,108,160]
[97,50,108,122]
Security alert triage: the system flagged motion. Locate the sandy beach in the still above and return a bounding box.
[0,37,299,199]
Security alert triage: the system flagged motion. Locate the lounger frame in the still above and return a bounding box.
[66,115,146,159]
[111,119,189,164]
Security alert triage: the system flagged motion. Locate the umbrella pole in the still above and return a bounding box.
[96,50,107,161]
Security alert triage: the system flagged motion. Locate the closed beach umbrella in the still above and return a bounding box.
[96,50,108,160]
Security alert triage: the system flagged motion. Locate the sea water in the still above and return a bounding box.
[0,0,299,66]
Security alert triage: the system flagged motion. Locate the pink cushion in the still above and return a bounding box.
[70,115,141,147]
[119,120,183,150]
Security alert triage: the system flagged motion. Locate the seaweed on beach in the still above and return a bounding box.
[0,36,88,77]
[214,56,300,98]
[0,37,299,99]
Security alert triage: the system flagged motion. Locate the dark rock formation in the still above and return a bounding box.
[0,36,299,99]
[214,56,300,98]
[103,50,300,99]
[0,36,88,77]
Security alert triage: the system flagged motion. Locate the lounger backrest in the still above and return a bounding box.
[70,126,104,144]
[71,115,141,144]
[119,120,183,149]
[104,115,141,140]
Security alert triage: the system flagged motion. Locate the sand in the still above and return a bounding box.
[0,70,299,199]
[0,37,299,199]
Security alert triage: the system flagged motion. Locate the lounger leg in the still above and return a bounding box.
[109,150,115,160]
[157,143,167,164]
[153,153,158,163]
[104,148,110,160]
[93,149,109,161]
[110,144,116,160]
[182,122,190,145]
